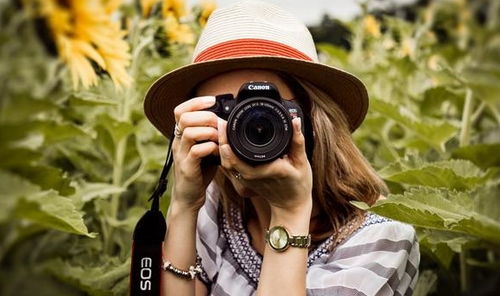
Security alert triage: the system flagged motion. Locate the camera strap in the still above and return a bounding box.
[129,131,174,296]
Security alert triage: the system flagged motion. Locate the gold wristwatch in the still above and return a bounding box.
[265,225,311,252]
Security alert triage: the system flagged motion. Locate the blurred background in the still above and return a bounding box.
[0,0,499,295]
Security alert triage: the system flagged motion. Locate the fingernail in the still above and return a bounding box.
[295,117,302,131]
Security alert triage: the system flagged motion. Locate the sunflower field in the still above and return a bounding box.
[0,0,499,295]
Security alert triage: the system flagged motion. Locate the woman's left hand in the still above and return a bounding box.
[218,117,313,214]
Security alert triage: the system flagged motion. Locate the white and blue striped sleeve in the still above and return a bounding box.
[306,221,420,296]
[195,182,223,288]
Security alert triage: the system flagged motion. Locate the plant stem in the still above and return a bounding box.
[460,249,470,293]
[459,88,474,147]
[104,15,143,254]
[487,250,495,263]
[470,101,486,125]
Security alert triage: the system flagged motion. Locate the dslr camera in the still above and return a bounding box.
[203,81,312,166]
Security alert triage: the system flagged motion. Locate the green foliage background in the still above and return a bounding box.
[1,0,499,295]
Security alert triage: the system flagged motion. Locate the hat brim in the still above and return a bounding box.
[144,56,368,138]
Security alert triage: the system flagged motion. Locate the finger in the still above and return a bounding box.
[187,141,219,161]
[288,117,307,164]
[219,143,253,173]
[218,118,228,146]
[179,126,218,155]
[174,96,216,123]
[219,143,291,180]
[181,141,219,175]
[178,111,219,130]
[217,119,235,170]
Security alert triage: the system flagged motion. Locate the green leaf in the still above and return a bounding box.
[352,187,500,246]
[317,43,349,66]
[412,270,438,296]
[74,182,125,204]
[69,92,119,106]
[35,120,89,145]
[378,157,490,190]
[44,257,130,296]
[96,113,134,146]
[0,170,40,223]
[0,94,58,124]
[452,143,500,169]
[15,190,96,237]
[0,147,41,169]
[58,145,112,182]
[11,165,75,196]
[421,86,463,116]
[472,182,500,223]
[370,98,459,151]
[0,267,82,296]
[418,228,482,268]
[462,66,500,105]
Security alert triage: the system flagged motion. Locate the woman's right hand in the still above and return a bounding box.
[170,96,219,213]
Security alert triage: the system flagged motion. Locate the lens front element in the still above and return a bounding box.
[243,109,276,147]
[227,97,293,164]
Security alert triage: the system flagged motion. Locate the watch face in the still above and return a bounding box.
[268,226,289,251]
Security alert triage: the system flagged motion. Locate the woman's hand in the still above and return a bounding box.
[218,117,313,215]
[171,96,219,213]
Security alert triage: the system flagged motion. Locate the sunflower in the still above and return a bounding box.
[162,0,194,44]
[163,0,187,19]
[141,0,160,17]
[198,0,216,27]
[29,0,132,89]
[362,15,381,38]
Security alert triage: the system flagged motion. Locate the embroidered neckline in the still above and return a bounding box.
[221,206,391,286]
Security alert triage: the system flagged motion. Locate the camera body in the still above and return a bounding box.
[203,81,311,166]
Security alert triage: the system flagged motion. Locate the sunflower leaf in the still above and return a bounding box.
[44,258,130,296]
[452,143,500,169]
[352,187,500,246]
[378,157,490,190]
[14,190,96,237]
[370,98,458,151]
[0,170,40,223]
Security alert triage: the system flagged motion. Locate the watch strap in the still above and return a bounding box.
[289,234,311,248]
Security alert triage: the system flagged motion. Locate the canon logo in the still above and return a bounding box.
[248,85,270,90]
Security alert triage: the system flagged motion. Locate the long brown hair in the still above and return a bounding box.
[213,72,388,244]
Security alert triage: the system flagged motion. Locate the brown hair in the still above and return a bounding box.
[212,73,388,245]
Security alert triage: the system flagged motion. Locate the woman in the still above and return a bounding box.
[143,1,419,295]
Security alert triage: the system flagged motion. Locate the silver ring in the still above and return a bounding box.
[174,123,183,139]
[233,171,243,180]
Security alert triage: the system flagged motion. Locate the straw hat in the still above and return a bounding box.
[144,0,368,138]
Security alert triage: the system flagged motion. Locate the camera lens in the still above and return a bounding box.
[243,110,275,147]
[227,97,292,164]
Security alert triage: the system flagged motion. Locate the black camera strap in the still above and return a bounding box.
[129,131,174,296]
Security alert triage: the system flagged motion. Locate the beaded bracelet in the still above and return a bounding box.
[162,256,202,280]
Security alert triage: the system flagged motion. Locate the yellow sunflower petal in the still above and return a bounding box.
[74,40,106,69]
[363,15,381,38]
[141,0,160,17]
[199,0,216,26]
[102,0,123,15]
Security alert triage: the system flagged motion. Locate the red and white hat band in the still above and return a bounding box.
[194,38,314,63]
[192,0,319,63]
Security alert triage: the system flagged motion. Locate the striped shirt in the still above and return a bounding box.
[193,182,420,296]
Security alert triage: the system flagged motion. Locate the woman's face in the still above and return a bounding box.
[195,69,296,197]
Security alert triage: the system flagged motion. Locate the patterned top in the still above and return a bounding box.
[193,183,420,296]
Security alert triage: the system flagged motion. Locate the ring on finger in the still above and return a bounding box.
[174,123,183,139]
[233,170,243,180]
